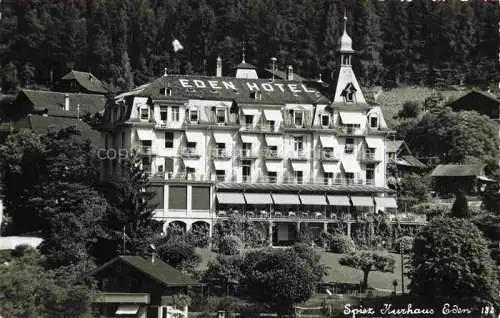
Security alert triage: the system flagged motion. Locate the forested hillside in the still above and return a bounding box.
[0,0,498,93]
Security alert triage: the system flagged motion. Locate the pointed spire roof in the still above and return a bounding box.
[236,43,256,70]
[337,10,354,53]
[330,10,367,107]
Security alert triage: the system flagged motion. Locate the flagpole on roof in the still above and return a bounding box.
[123,225,126,255]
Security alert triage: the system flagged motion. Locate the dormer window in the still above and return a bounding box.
[370,116,378,128]
[139,106,149,120]
[341,82,357,103]
[321,114,330,127]
[250,92,262,100]
[189,108,198,123]
[160,87,172,96]
[294,110,304,127]
[216,108,226,124]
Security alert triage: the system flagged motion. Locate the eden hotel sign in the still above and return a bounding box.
[178,79,316,94]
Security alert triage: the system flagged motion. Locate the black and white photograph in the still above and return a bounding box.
[0,0,499,317]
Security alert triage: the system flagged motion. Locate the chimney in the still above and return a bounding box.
[216,56,222,77]
[287,65,293,81]
[64,93,70,111]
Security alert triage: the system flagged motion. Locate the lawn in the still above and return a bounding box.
[195,248,409,292]
[318,250,409,292]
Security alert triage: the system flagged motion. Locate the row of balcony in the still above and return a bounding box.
[151,119,377,135]
[215,210,426,223]
[149,171,376,186]
[140,147,379,162]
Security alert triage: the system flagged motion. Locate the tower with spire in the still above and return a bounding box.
[332,10,367,105]
[235,42,258,79]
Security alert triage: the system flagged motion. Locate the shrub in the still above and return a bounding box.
[392,236,413,253]
[409,217,499,307]
[218,235,242,256]
[328,235,356,253]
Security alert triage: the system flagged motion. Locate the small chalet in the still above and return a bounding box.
[7,89,106,122]
[386,140,426,175]
[57,70,109,94]
[448,89,499,120]
[89,255,203,318]
[15,114,103,147]
[430,163,495,195]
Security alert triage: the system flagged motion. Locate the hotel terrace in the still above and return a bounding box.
[100,18,402,245]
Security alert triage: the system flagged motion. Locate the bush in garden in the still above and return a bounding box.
[328,235,356,253]
[218,235,242,256]
[392,236,414,253]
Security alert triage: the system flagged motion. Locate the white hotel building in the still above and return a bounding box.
[100,21,397,244]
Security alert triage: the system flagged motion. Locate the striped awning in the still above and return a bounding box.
[240,134,259,144]
[265,161,282,171]
[319,135,337,148]
[116,305,140,315]
[217,192,245,204]
[365,136,379,148]
[241,108,261,116]
[339,112,365,125]
[265,135,282,146]
[272,193,300,205]
[375,197,397,208]
[322,162,340,173]
[300,194,327,205]
[244,193,273,204]
[136,128,155,140]
[327,195,351,206]
[213,132,233,144]
[351,196,374,207]
[263,109,283,121]
[342,160,361,173]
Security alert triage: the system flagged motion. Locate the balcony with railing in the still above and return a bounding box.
[211,148,232,159]
[257,176,279,184]
[238,149,259,159]
[336,126,365,136]
[155,120,183,130]
[288,150,308,160]
[240,123,260,132]
[159,172,209,181]
[263,148,282,159]
[139,146,152,155]
[359,152,380,162]
[180,147,200,158]
[321,149,340,161]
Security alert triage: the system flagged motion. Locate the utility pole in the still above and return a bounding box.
[400,240,405,294]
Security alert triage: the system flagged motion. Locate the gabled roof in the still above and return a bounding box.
[431,163,486,177]
[18,89,107,118]
[236,62,256,70]
[89,256,202,287]
[18,114,103,147]
[398,155,426,169]
[61,70,108,94]
[386,140,405,154]
[119,75,329,105]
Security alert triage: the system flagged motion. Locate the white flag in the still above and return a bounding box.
[172,39,184,52]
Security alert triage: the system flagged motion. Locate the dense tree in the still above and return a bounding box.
[98,155,161,261]
[406,108,499,164]
[451,189,470,218]
[0,247,95,318]
[203,254,244,295]
[396,101,421,119]
[0,1,498,92]
[339,252,395,289]
[409,218,499,307]
[242,248,322,313]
